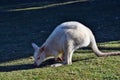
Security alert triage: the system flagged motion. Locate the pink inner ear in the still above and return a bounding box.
[40,46,44,52]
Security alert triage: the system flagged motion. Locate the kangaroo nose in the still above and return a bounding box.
[34,62,38,67]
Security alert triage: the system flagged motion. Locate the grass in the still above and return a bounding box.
[0,0,120,80]
[6,0,88,12]
[0,41,120,80]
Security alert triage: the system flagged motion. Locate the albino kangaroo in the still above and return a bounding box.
[32,21,120,67]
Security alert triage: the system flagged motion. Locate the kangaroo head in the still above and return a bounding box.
[32,43,46,67]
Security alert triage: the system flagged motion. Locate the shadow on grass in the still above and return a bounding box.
[0,57,95,72]
[73,56,95,62]
[0,58,56,72]
[99,47,120,51]
[76,46,120,53]
[0,64,34,72]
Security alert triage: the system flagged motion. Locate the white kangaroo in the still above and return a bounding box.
[32,21,120,67]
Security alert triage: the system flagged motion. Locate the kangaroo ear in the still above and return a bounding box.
[40,46,45,52]
[32,43,39,51]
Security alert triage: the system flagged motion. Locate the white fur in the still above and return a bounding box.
[32,21,120,67]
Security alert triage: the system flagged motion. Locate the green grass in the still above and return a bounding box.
[0,41,120,80]
[6,0,88,12]
[0,0,120,80]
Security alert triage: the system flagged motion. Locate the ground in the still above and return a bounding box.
[0,0,120,80]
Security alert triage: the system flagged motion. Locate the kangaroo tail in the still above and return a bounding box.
[90,34,120,57]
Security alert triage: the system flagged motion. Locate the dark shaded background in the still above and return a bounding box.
[0,0,120,63]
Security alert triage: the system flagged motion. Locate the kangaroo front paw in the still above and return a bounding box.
[55,57,63,62]
[51,63,63,67]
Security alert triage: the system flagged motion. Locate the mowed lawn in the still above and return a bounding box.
[0,0,120,80]
[0,41,120,80]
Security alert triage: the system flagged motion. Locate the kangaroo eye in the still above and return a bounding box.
[37,56,40,60]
